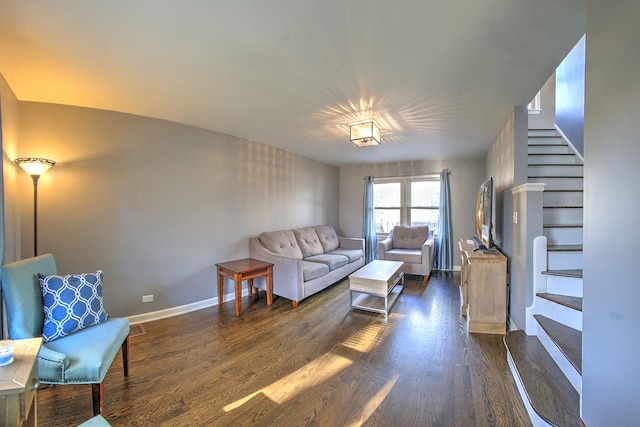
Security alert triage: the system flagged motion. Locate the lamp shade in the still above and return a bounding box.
[350,120,381,147]
[15,158,56,176]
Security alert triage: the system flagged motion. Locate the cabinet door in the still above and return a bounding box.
[459,252,469,316]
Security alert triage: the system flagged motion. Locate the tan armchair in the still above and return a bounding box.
[377,225,434,282]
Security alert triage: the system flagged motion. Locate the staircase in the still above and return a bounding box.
[505,129,585,427]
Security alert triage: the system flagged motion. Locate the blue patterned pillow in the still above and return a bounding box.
[38,270,110,342]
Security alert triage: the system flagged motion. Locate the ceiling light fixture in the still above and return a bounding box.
[350,120,381,147]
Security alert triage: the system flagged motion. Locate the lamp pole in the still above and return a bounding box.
[14,157,56,257]
[31,174,40,256]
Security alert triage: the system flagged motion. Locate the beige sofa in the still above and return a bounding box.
[249,225,365,307]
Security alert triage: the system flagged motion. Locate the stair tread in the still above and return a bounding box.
[547,244,583,252]
[543,269,583,278]
[529,163,582,165]
[534,314,582,374]
[505,331,584,427]
[537,293,583,312]
[529,175,584,178]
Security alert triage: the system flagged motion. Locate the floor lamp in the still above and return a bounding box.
[14,157,56,257]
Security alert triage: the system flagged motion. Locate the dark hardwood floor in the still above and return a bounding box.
[37,271,531,426]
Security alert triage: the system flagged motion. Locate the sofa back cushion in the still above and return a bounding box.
[313,225,340,252]
[259,230,303,259]
[392,225,429,249]
[293,227,324,257]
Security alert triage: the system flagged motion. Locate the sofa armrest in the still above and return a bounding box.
[337,236,365,251]
[249,237,304,302]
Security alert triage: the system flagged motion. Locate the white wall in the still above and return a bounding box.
[10,101,340,317]
[528,72,556,130]
[582,1,640,424]
[339,158,484,269]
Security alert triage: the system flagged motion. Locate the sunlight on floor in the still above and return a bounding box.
[346,374,399,427]
[223,351,352,412]
[224,317,394,413]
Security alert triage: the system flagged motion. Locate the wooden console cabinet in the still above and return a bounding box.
[459,239,507,334]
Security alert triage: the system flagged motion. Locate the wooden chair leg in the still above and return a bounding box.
[92,382,104,416]
[122,334,130,377]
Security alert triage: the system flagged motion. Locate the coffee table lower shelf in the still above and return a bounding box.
[350,285,403,317]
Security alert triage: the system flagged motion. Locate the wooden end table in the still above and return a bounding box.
[0,337,42,427]
[216,258,274,317]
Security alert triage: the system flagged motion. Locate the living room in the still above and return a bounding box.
[1,1,638,426]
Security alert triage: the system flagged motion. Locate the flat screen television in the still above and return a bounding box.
[473,177,494,250]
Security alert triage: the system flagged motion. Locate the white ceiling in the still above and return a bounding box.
[0,1,585,166]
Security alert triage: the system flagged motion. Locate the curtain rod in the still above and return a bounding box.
[363,171,448,180]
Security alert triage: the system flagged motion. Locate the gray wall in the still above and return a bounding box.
[556,35,586,157]
[9,101,340,317]
[485,106,528,328]
[0,74,22,264]
[339,158,484,269]
[582,1,639,424]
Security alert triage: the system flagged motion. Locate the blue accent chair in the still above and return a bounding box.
[1,254,130,416]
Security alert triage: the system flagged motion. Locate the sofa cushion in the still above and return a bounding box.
[313,225,340,252]
[293,227,324,257]
[327,248,364,263]
[38,271,110,343]
[301,260,330,281]
[259,230,303,259]
[385,248,423,264]
[304,253,349,271]
[392,226,429,249]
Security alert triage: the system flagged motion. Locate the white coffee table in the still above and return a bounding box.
[349,260,404,317]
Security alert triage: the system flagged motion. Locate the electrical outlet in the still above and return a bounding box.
[513,211,518,224]
[142,294,154,303]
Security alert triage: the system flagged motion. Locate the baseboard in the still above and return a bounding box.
[127,289,249,325]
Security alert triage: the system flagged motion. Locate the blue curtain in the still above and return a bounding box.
[363,176,378,263]
[435,169,453,270]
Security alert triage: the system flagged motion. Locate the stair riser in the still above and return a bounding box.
[544,227,583,245]
[536,324,583,394]
[528,135,562,143]
[543,191,584,207]
[547,251,583,270]
[528,154,580,165]
[543,208,583,224]
[536,297,582,331]
[528,164,583,177]
[528,129,559,137]
[528,145,572,155]
[530,177,583,191]
[546,275,583,297]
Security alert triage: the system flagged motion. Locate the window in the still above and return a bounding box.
[528,91,541,114]
[373,176,440,234]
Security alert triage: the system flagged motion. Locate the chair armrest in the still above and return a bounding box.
[38,345,71,383]
[337,236,364,251]
[421,236,435,270]
[377,234,392,258]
